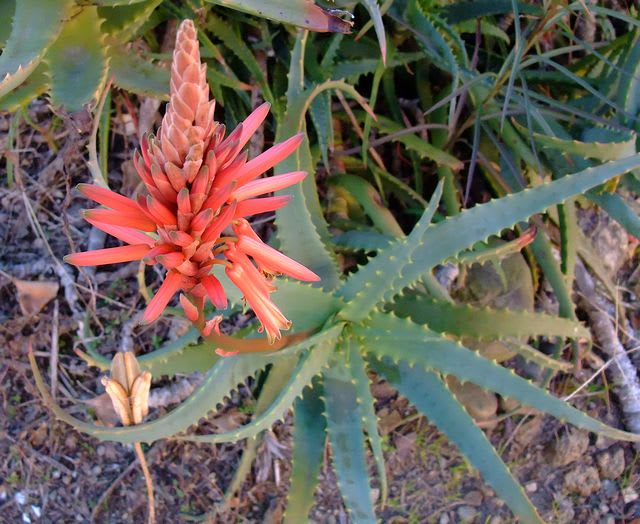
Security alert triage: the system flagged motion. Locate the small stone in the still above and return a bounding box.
[600,516,615,524]
[14,492,26,505]
[489,517,502,524]
[546,429,590,467]
[554,498,575,524]
[438,513,450,524]
[564,465,601,497]
[622,486,639,504]
[456,505,477,522]
[599,503,609,513]
[596,448,625,480]
[96,445,106,457]
[447,376,498,423]
[30,506,41,518]
[525,481,538,493]
[601,479,619,498]
[21,514,31,524]
[464,490,483,506]
[91,465,102,475]
[595,435,615,450]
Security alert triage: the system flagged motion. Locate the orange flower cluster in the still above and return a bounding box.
[66,20,319,345]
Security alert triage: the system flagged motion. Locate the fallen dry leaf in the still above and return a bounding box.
[13,279,59,316]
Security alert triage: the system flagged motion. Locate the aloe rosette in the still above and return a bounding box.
[65,20,319,347]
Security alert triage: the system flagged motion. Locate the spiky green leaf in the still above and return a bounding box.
[370,357,542,524]
[107,46,169,99]
[0,0,73,98]
[44,7,108,111]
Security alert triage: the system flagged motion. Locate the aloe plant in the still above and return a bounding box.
[28,22,640,521]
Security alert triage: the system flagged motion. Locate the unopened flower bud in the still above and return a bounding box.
[102,352,152,426]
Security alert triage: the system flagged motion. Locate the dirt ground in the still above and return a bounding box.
[1,103,640,524]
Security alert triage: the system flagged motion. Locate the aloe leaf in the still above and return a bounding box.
[392,295,590,341]
[30,349,272,444]
[339,155,640,322]
[309,89,333,169]
[0,63,49,112]
[332,52,422,80]
[438,0,542,24]
[332,230,393,252]
[0,0,73,99]
[513,122,637,162]
[275,32,341,289]
[588,191,640,239]
[203,0,353,33]
[349,341,387,504]
[270,280,343,332]
[107,46,169,99]
[44,7,108,111]
[370,357,542,524]
[98,0,162,40]
[176,329,338,443]
[0,0,15,47]
[356,314,640,442]
[330,175,404,237]
[337,180,443,306]
[360,0,387,63]
[373,114,463,170]
[283,381,326,523]
[205,11,274,105]
[92,0,149,5]
[501,340,572,372]
[226,359,299,499]
[324,353,377,523]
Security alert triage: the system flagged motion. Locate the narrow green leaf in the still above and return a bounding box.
[350,341,387,504]
[370,358,542,524]
[324,353,377,524]
[360,0,387,63]
[0,63,49,112]
[588,191,640,240]
[0,0,73,98]
[392,295,590,341]
[98,0,162,40]
[203,0,353,33]
[44,7,108,111]
[340,155,640,321]
[356,314,640,442]
[107,46,169,99]
[177,330,338,443]
[284,381,326,523]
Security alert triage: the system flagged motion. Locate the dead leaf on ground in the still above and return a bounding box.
[13,279,59,316]
[84,392,121,427]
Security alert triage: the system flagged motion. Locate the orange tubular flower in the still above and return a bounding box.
[65,19,319,346]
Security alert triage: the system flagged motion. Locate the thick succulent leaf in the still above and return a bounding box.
[615,31,640,121]
[0,63,49,112]
[203,0,353,32]
[29,329,337,444]
[373,115,463,170]
[0,0,73,98]
[338,180,442,305]
[275,32,341,289]
[330,175,404,237]
[226,359,299,499]
[331,52,422,80]
[176,328,339,443]
[76,329,211,376]
[349,340,387,503]
[332,230,393,252]
[324,353,377,524]
[438,0,541,23]
[356,313,640,442]
[588,191,640,240]
[370,357,542,524]
[92,0,149,5]
[98,0,162,40]
[339,155,640,322]
[392,295,590,341]
[44,7,108,111]
[0,0,15,47]
[107,46,169,99]
[270,280,343,332]
[283,381,326,523]
[514,122,636,162]
[31,350,270,444]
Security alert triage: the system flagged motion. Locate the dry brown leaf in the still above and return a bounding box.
[14,279,59,316]
[84,392,121,427]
